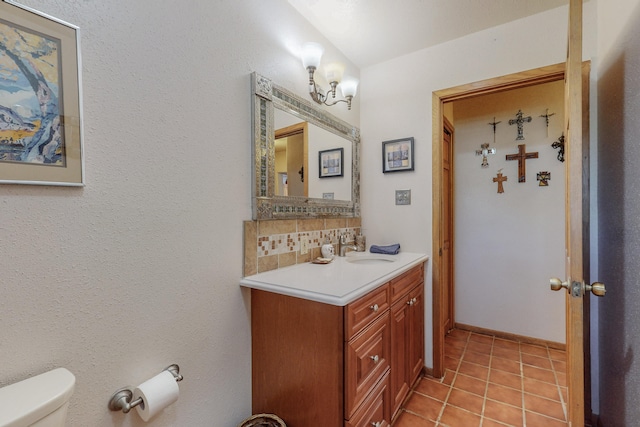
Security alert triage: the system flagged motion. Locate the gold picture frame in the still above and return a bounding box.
[0,0,84,186]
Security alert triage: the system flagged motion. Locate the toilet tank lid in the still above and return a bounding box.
[0,368,75,427]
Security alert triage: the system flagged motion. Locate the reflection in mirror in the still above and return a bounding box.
[251,72,360,219]
[275,113,308,198]
[274,109,352,201]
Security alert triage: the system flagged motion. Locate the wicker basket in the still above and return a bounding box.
[238,413,286,427]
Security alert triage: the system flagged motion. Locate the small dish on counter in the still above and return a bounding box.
[312,257,334,264]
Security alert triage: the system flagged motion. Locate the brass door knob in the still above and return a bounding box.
[550,277,570,292]
[586,282,606,297]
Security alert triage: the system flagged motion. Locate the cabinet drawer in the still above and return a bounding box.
[390,264,424,303]
[345,312,390,419]
[345,284,389,340]
[345,372,391,427]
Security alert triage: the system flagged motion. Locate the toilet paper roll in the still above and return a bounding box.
[132,370,180,422]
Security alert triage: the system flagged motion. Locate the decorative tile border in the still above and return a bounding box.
[257,227,359,257]
[244,218,362,275]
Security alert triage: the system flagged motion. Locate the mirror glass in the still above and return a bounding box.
[251,72,360,219]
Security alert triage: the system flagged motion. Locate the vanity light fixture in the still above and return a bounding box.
[301,42,358,110]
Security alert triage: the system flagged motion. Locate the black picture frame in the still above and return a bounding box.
[318,147,344,178]
[382,137,414,173]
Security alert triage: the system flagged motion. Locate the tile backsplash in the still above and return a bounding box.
[244,217,361,276]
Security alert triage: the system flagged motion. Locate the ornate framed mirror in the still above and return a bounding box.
[251,72,360,219]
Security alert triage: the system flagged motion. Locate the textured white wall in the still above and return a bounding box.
[0,1,358,426]
[596,0,640,422]
[360,3,596,367]
[452,81,566,343]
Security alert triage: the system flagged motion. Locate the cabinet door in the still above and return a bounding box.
[345,312,390,419]
[408,285,425,384]
[390,298,410,417]
[345,372,391,427]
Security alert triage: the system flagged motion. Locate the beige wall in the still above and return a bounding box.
[0,1,358,426]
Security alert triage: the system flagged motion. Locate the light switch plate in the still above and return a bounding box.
[396,190,411,205]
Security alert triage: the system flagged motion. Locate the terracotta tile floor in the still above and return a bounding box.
[393,329,568,427]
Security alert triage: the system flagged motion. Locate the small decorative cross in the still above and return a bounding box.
[537,171,551,187]
[506,144,539,182]
[540,108,556,136]
[509,109,532,141]
[475,143,496,168]
[551,133,565,162]
[493,170,507,194]
[488,117,501,144]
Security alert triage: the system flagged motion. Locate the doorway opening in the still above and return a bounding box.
[431,61,593,425]
[431,63,567,379]
[445,78,567,343]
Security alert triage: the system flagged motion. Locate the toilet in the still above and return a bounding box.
[0,368,75,427]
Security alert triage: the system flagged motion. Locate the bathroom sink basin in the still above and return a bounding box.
[345,254,398,264]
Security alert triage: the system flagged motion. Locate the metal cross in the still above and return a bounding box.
[475,143,496,168]
[540,108,556,136]
[509,110,532,141]
[551,133,565,162]
[488,117,501,144]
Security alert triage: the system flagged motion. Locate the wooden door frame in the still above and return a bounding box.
[432,62,565,379]
[432,61,591,424]
[442,116,455,335]
[275,121,309,197]
[432,61,592,353]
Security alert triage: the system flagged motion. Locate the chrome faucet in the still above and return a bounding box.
[338,233,358,257]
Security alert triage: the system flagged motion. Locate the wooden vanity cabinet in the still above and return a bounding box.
[390,265,425,418]
[250,264,424,427]
[251,289,344,427]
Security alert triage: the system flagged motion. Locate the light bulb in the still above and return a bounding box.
[340,77,359,98]
[301,42,324,70]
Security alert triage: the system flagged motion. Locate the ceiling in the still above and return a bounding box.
[288,0,570,68]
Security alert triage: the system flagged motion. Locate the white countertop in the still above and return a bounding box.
[240,251,429,306]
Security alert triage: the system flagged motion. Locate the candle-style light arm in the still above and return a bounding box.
[302,42,357,110]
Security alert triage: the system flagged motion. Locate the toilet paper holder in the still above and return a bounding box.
[108,364,183,414]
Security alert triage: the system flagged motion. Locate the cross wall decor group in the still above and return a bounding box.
[475,109,565,194]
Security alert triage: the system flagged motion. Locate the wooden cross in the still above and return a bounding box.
[506,144,538,182]
[493,171,507,194]
[475,143,496,168]
[509,109,532,140]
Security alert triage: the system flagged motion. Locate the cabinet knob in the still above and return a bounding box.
[370,355,379,364]
[371,422,381,427]
[370,304,379,312]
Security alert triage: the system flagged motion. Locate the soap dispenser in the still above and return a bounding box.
[321,236,334,259]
